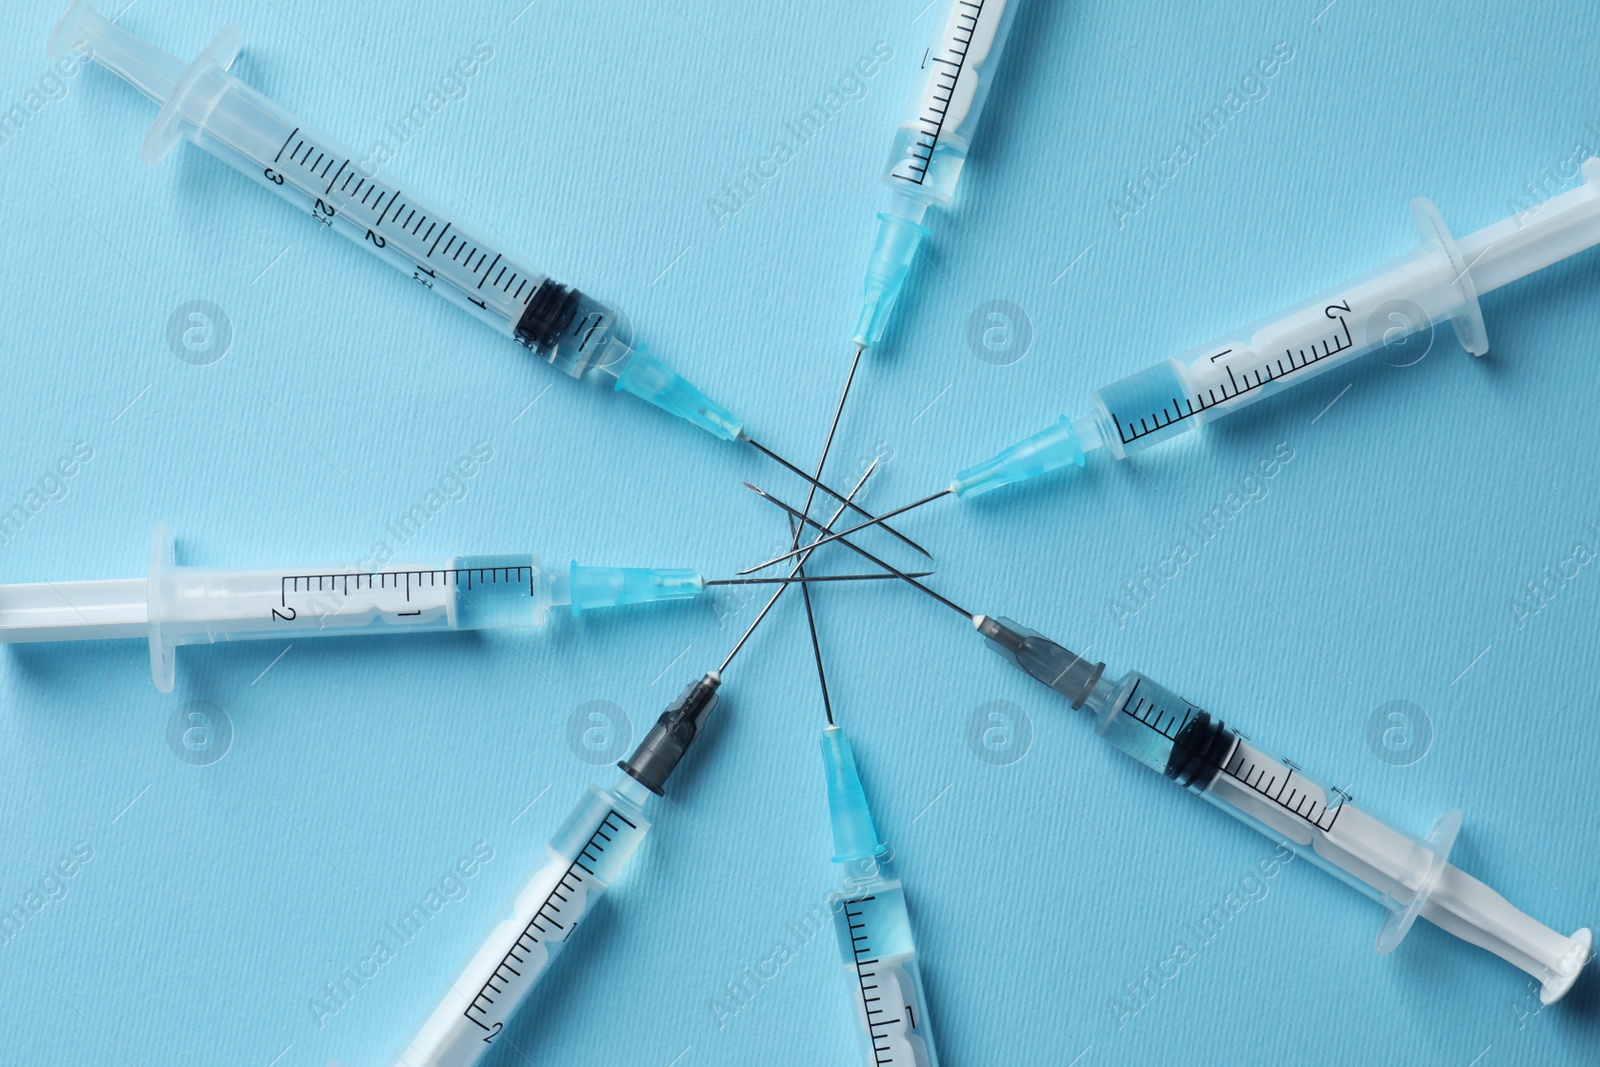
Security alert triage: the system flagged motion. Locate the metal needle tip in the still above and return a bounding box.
[743,482,974,619]
[736,486,952,574]
[703,572,932,586]
[717,452,880,675]
[742,438,934,560]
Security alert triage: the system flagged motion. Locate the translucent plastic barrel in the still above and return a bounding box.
[1088,199,1485,458]
[884,0,1022,207]
[392,778,651,1067]
[1088,668,1590,1000]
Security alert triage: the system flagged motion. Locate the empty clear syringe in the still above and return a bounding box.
[822,726,940,1066]
[50,1,743,439]
[391,673,720,1067]
[949,159,1600,497]
[977,615,1593,1004]
[0,524,713,692]
[856,0,1024,348]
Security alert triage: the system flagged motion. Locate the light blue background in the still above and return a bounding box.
[2,0,1598,1064]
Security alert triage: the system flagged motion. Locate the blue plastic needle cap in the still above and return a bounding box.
[950,415,1084,497]
[853,212,929,349]
[614,345,745,441]
[820,725,883,862]
[568,563,704,617]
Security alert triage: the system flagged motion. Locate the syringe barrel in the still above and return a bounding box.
[820,729,940,1065]
[854,0,1023,349]
[149,554,558,646]
[181,83,631,377]
[137,545,560,691]
[390,777,652,1067]
[0,523,559,692]
[57,2,631,380]
[831,864,940,1067]
[1087,198,1485,460]
[1087,668,1590,999]
[883,0,1022,209]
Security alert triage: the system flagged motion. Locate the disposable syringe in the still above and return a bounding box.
[984,619,1592,1004]
[391,672,722,1067]
[0,523,925,692]
[761,489,1593,1002]
[790,521,941,1067]
[822,726,941,1066]
[856,0,1025,349]
[386,433,877,1066]
[50,2,741,439]
[945,159,1600,499]
[47,2,930,556]
[759,158,1600,562]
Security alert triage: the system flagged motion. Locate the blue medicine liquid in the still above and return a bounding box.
[1093,359,1197,457]
[451,554,543,630]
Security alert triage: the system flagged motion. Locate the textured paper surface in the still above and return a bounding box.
[1,0,1597,1063]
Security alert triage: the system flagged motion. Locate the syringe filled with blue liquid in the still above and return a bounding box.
[754,487,1593,1004]
[855,0,1025,350]
[0,524,923,692]
[746,161,1600,573]
[51,1,742,441]
[48,1,936,559]
[955,161,1600,494]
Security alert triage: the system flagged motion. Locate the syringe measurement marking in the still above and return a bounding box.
[275,566,534,614]
[1219,744,1348,833]
[893,0,987,185]
[462,809,639,1037]
[272,126,297,163]
[1117,680,1347,833]
[1120,678,1199,741]
[1111,304,1353,446]
[256,127,535,310]
[844,896,907,1066]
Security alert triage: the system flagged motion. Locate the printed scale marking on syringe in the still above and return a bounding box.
[267,128,535,310]
[1112,302,1355,447]
[273,565,534,619]
[1119,676,1201,741]
[844,895,914,1066]
[1119,678,1350,833]
[462,808,640,1041]
[892,0,986,185]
